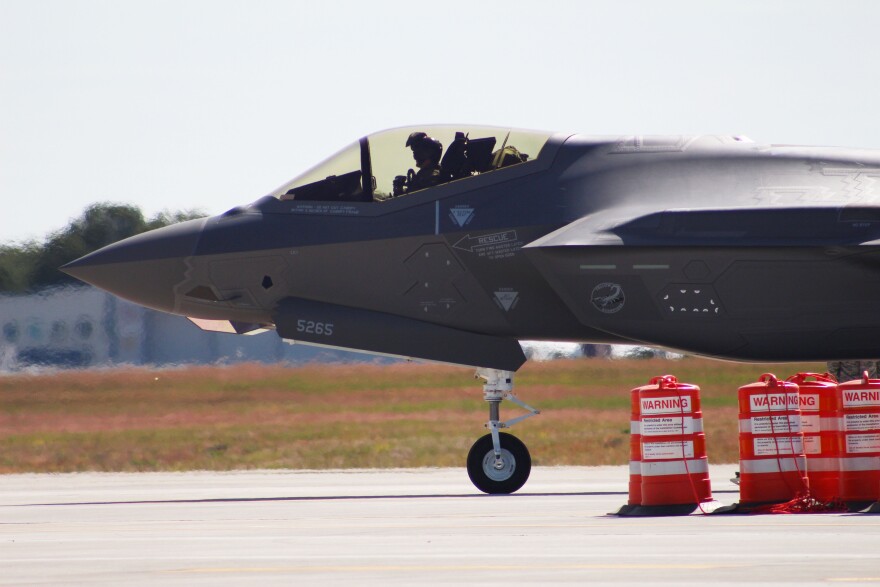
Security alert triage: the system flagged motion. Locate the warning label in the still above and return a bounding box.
[640,396,692,415]
[845,433,880,454]
[803,435,822,455]
[749,393,800,412]
[750,415,801,434]
[844,412,880,432]
[799,414,820,433]
[842,389,880,408]
[642,440,695,460]
[799,394,819,412]
[640,416,695,437]
[753,436,804,456]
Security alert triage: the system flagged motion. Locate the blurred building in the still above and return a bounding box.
[0,286,364,371]
[0,287,617,372]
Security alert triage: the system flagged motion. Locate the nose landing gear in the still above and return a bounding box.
[466,368,540,494]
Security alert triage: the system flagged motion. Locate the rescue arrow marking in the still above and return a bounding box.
[453,230,518,253]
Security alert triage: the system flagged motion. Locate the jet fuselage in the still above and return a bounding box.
[64,129,880,370]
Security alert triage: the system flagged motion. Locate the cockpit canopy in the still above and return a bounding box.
[270,125,552,203]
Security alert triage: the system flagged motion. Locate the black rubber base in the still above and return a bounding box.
[710,503,742,515]
[856,501,880,513]
[611,504,640,516]
[712,501,870,514]
[612,503,701,517]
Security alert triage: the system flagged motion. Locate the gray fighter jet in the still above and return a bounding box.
[63,125,880,493]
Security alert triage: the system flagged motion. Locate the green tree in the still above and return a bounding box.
[0,245,39,293]
[0,203,204,293]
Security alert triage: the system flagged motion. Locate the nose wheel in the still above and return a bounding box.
[467,432,531,494]
[467,368,540,494]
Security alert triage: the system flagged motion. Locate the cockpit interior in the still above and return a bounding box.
[271,126,552,204]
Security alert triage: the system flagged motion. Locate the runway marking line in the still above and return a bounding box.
[168,563,739,574]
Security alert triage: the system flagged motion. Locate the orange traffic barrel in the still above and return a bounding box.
[614,381,648,515]
[785,372,843,502]
[628,383,643,506]
[839,371,880,505]
[638,375,714,511]
[738,373,808,504]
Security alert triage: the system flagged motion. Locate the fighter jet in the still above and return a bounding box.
[62,125,880,493]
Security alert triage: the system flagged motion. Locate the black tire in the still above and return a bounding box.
[466,432,531,494]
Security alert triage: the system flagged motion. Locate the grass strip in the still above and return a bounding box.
[0,358,823,472]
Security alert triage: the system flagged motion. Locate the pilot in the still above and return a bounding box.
[393,132,444,196]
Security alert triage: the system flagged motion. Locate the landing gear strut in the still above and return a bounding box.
[466,368,540,494]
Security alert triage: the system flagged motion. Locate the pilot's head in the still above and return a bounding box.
[406,132,442,168]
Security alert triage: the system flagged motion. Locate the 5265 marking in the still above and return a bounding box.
[296,319,334,336]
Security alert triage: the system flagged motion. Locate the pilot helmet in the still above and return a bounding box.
[406,132,442,164]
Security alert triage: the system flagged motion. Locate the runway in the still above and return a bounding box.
[1,464,879,586]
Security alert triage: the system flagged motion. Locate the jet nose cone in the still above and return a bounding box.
[62,217,207,313]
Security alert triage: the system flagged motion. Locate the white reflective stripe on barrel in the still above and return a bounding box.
[839,456,880,471]
[640,459,708,477]
[803,457,840,472]
[820,416,842,432]
[629,460,641,475]
[740,456,807,474]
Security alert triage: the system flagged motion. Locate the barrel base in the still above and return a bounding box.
[627,475,642,509]
[642,474,712,507]
[739,472,808,504]
[712,498,852,514]
[711,501,787,514]
[804,471,842,504]
[840,470,880,503]
[613,500,724,517]
[860,501,880,513]
[610,504,640,516]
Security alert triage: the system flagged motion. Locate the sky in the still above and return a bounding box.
[3,0,880,243]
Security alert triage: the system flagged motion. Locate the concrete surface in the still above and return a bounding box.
[1,464,879,586]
